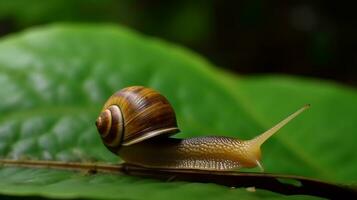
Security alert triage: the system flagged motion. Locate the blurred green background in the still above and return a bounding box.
[0,0,355,86]
[0,1,356,199]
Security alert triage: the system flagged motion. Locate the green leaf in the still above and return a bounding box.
[0,23,355,199]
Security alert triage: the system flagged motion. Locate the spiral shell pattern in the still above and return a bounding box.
[95,86,180,153]
[95,105,124,147]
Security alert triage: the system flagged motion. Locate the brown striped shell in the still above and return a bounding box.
[95,86,180,153]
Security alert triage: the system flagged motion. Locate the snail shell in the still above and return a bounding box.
[95,86,179,153]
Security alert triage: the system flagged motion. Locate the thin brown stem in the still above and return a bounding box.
[0,159,355,199]
[0,159,123,174]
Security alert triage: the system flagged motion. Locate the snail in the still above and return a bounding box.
[95,86,309,171]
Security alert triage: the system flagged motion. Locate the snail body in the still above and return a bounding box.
[96,86,309,171]
[118,137,260,170]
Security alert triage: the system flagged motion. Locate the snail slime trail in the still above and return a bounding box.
[96,86,310,171]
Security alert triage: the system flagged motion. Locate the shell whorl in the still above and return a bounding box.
[95,86,180,153]
[95,105,124,147]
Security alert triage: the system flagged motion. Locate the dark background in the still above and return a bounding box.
[0,0,355,86]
